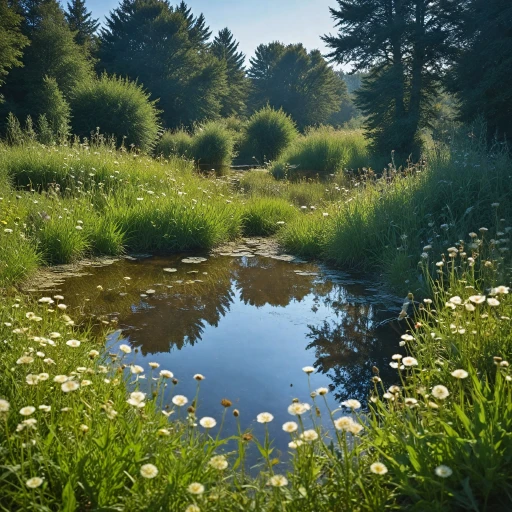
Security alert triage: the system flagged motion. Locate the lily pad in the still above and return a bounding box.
[163,268,177,273]
[181,257,207,264]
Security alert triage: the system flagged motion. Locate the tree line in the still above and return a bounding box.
[0,0,510,155]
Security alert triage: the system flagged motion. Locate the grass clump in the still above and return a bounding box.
[70,75,161,152]
[154,129,193,159]
[245,106,298,164]
[241,197,298,236]
[271,127,369,178]
[192,121,235,169]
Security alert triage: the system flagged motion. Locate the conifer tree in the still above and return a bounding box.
[211,28,249,117]
[324,0,462,156]
[0,0,29,92]
[174,1,211,47]
[65,0,99,50]
[248,42,344,129]
[99,0,227,127]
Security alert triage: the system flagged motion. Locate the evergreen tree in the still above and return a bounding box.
[324,0,462,155]
[65,0,99,50]
[0,0,29,92]
[211,28,249,117]
[174,1,211,47]
[248,42,344,129]
[449,0,512,142]
[3,0,93,110]
[98,0,227,127]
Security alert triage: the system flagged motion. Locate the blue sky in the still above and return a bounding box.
[86,0,342,67]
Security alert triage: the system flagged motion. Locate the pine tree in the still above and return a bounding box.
[174,1,211,47]
[0,0,29,91]
[248,42,344,129]
[3,0,93,109]
[211,28,249,117]
[449,0,512,142]
[99,0,227,127]
[324,0,462,156]
[65,0,99,50]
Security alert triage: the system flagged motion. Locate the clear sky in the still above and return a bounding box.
[85,0,342,67]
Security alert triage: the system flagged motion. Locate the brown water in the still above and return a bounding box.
[34,252,403,457]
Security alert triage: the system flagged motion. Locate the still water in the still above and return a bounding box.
[40,252,402,458]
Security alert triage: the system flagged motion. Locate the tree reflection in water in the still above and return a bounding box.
[306,288,400,404]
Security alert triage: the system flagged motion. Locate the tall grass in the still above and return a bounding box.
[241,197,298,236]
[0,233,511,509]
[192,121,235,169]
[271,127,369,178]
[154,129,193,160]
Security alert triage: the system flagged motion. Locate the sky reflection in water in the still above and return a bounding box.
[54,254,402,458]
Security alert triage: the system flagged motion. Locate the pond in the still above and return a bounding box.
[30,244,403,460]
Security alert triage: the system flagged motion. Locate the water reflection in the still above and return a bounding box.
[38,253,402,454]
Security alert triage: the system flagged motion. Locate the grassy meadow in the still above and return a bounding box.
[1,127,512,510]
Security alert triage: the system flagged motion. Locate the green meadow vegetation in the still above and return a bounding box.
[1,0,512,509]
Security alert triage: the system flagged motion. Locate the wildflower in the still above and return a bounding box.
[38,371,50,380]
[341,399,361,410]
[61,381,79,393]
[491,286,509,295]
[392,354,403,360]
[158,428,171,436]
[193,374,205,381]
[469,295,486,304]
[257,412,274,423]
[199,417,216,429]
[233,409,239,417]
[404,398,418,407]
[131,365,144,375]
[316,387,328,395]
[370,462,388,475]
[127,391,146,408]
[81,380,92,387]
[17,356,34,365]
[208,455,228,470]
[451,369,469,379]
[185,505,200,512]
[402,357,418,367]
[432,385,450,399]
[435,465,453,478]
[448,296,462,305]
[66,339,80,348]
[268,475,288,487]
[401,334,414,342]
[487,298,500,307]
[348,422,364,434]
[287,403,310,416]
[39,405,51,412]
[172,395,188,406]
[302,366,315,374]
[465,303,476,312]
[26,374,39,385]
[160,370,173,378]
[20,406,36,416]
[301,429,319,442]
[57,304,67,310]
[334,416,355,431]
[140,464,159,479]
[148,362,160,369]
[25,477,44,488]
[187,482,205,495]
[0,399,10,412]
[119,344,132,354]
[288,440,303,449]
[89,350,100,358]
[282,422,298,433]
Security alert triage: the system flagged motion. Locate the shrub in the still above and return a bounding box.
[192,121,235,169]
[154,130,193,159]
[245,106,298,164]
[70,75,160,152]
[28,76,71,144]
[271,127,369,178]
[242,197,298,236]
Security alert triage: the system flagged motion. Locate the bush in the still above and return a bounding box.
[245,106,298,164]
[192,121,235,169]
[28,76,71,144]
[271,127,369,178]
[70,75,160,152]
[242,197,298,236]
[154,130,193,159]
